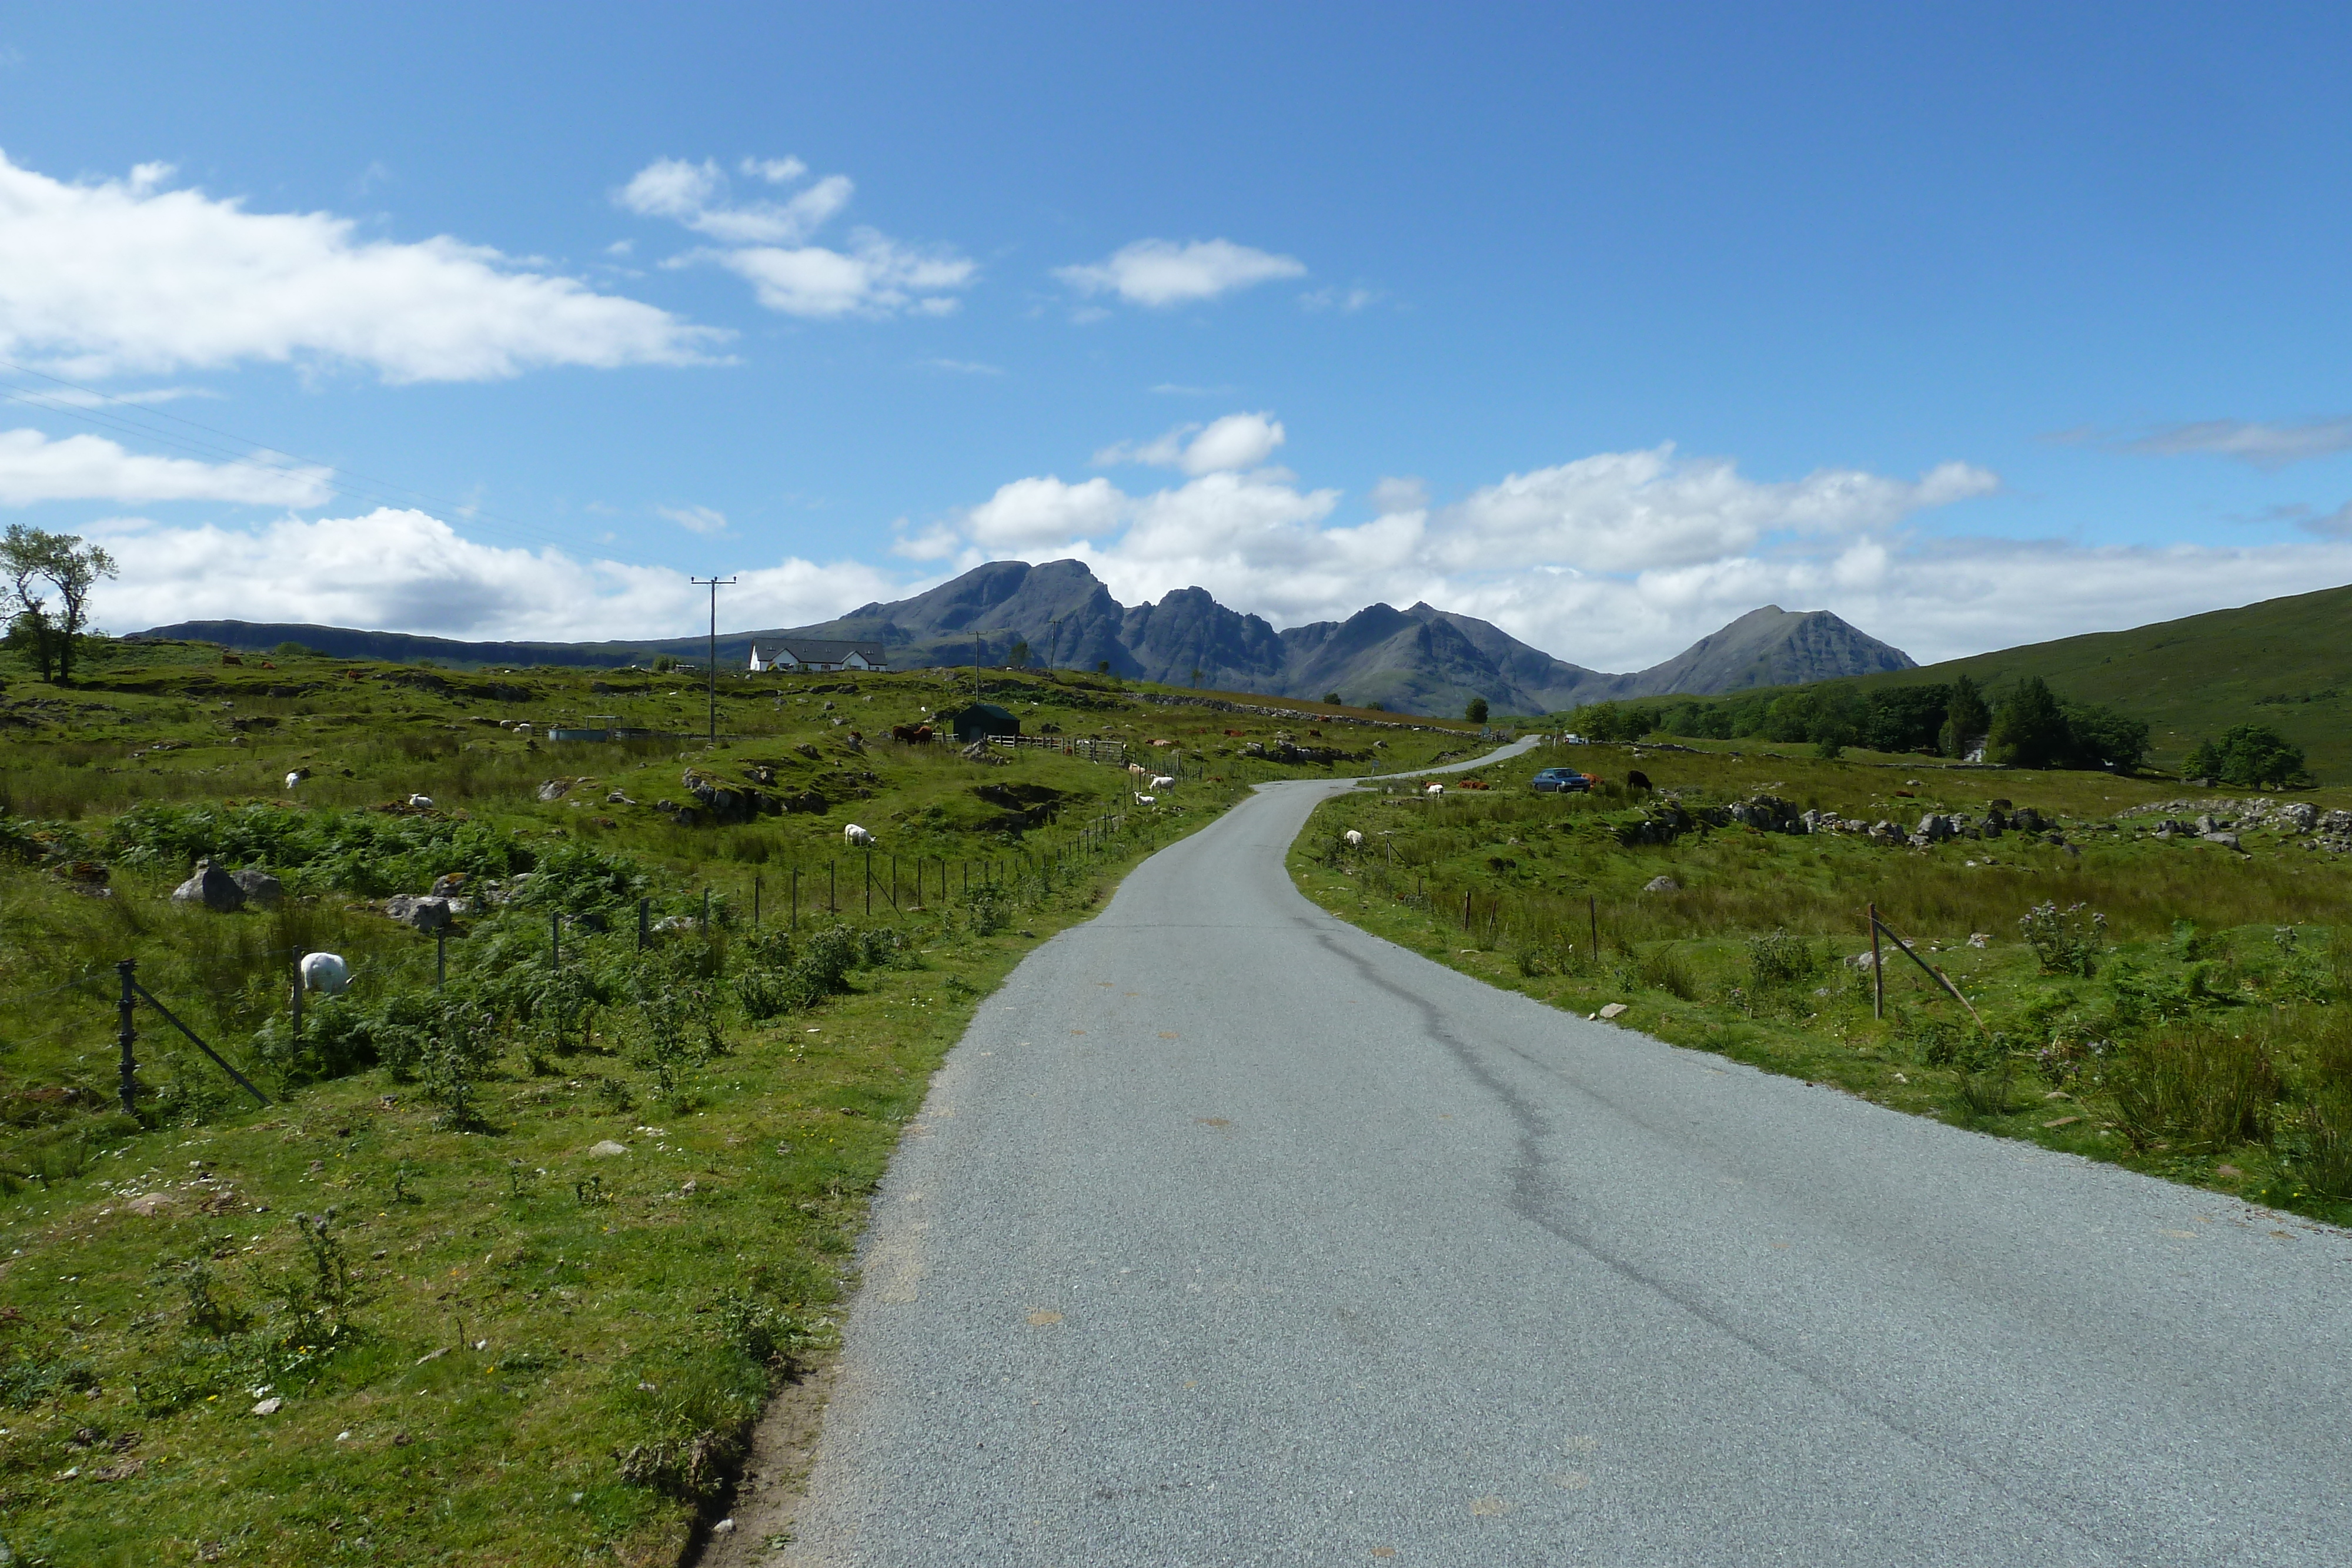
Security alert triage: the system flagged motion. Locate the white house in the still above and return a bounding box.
[746,638,890,674]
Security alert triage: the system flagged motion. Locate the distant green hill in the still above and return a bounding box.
[1852,583,2352,778]
[1603,583,2352,780]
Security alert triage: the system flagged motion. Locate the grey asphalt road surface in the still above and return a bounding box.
[780,770,2352,1566]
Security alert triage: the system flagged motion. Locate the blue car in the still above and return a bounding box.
[1531,766,1596,793]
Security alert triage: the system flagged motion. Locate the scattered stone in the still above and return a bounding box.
[171,859,245,912]
[383,894,454,933]
[587,1139,629,1158]
[1597,1002,1628,1019]
[1967,932,1991,948]
[230,868,283,909]
[2216,1164,2243,1179]
[1642,875,1681,893]
[415,1348,449,1366]
[2042,1116,2082,1130]
[125,1192,178,1216]
[2200,831,2243,851]
[536,778,572,803]
[429,872,470,898]
[250,1397,282,1416]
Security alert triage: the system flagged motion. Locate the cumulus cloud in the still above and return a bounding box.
[1093,412,1286,475]
[0,150,726,383]
[0,427,330,507]
[2084,416,2352,470]
[618,155,974,319]
[91,508,907,642]
[1054,239,1306,307]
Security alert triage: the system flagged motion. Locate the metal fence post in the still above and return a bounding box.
[117,959,138,1114]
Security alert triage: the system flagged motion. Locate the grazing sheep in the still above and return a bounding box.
[1127,762,1148,778]
[1425,782,1444,795]
[299,951,351,997]
[1134,793,1155,805]
[844,824,874,847]
[1343,829,1364,848]
[283,768,310,790]
[407,794,435,808]
[1148,774,1175,790]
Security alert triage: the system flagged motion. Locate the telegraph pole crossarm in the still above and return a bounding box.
[691,574,738,747]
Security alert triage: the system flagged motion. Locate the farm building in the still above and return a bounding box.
[943,702,1021,744]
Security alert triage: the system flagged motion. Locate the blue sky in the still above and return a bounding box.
[3,2,2349,669]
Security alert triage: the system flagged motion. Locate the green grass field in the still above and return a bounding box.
[0,640,1478,1566]
[1289,738,2352,1230]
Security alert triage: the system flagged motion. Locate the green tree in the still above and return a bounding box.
[2062,701,2151,773]
[1464,696,1491,724]
[1986,676,2070,768]
[1322,691,1342,706]
[1808,686,1865,759]
[2186,724,2309,788]
[1007,638,1030,668]
[1938,674,1990,758]
[1,526,118,684]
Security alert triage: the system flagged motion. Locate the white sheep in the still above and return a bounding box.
[1425,782,1444,795]
[1134,793,1155,805]
[299,951,351,997]
[1343,829,1364,848]
[1148,774,1175,790]
[284,770,304,790]
[844,824,874,847]
[407,794,434,808]
[1127,762,1148,778]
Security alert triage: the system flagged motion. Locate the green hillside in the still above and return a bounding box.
[1862,583,2352,777]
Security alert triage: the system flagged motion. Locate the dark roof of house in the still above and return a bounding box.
[760,638,889,665]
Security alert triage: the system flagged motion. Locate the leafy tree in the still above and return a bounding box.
[1463,695,1491,725]
[3,610,55,681]
[1986,676,2071,768]
[2185,724,2310,788]
[1322,691,1342,706]
[1809,686,1866,759]
[1007,638,1029,668]
[0,526,116,684]
[2061,701,2151,773]
[1938,674,1990,759]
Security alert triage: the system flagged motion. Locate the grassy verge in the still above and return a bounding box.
[0,644,1476,1565]
[1291,740,2352,1228]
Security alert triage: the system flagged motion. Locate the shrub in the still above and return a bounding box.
[1746,929,1820,988]
[1464,696,1490,725]
[2020,901,2105,976]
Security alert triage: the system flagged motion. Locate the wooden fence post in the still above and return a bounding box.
[117,959,138,1114]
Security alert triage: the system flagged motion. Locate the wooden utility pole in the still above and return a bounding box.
[691,574,737,747]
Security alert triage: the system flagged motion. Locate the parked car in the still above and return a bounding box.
[1531,766,1596,793]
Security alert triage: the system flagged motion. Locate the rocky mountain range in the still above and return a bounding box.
[771,559,1915,712]
[141,558,1914,716]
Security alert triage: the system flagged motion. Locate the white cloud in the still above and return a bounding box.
[1300,285,1381,312]
[0,426,330,507]
[962,476,1125,551]
[619,155,972,319]
[656,504,727,536]
[2110,417,2352,469]
[92,508,907,641]
[708,234,974,319]
[1093,412,1285,475]
[0,150,727,383]
[1054,239,1307,307]
[923,358,1003,375]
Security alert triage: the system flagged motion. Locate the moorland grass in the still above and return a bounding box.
[1292,738,2352,1226]
[0,643,1471,1564]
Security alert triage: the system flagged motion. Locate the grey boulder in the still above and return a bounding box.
[171,859,245,912]
[385,894,455,932]
[230,868,283,909]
